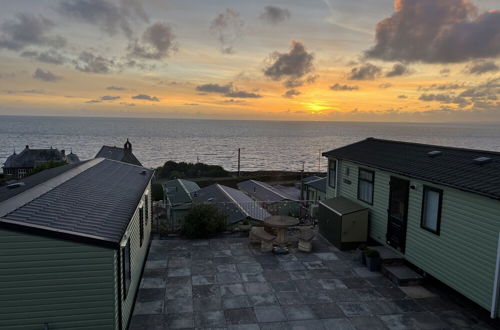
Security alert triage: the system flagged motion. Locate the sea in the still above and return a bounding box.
[1,115,499,172]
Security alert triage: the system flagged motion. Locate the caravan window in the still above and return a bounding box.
[357,169,374,204]
[421,186,442,235]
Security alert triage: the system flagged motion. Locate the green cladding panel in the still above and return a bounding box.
[328,158,500,313]
[0,229,117,330]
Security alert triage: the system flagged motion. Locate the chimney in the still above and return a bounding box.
[25,145,29,149]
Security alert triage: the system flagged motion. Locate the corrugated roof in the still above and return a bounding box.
[95,146,142,166]
[305,177,327,193]
[194,184,270,224]
[0,159,153,245]
[323,138,500,200]
[237,180,298,202]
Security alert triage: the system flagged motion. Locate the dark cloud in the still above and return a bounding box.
[398,95,408,98]
[419,93,470,107]
[225,90,261,98]
[195,83,261,98]
[0,13,65,50]
[348,63,381,80]
[106,86,126,91]
[366,0,500,63]
[284,79,303,89]
[260,6,291,24]
[57,0,149,38]
[6,89,45,94]
[418,83,465,91]
[264,41,314,81]
[459,78,499,101]
[385,63,410,77]
[379,83,392,89]
[33,68,61,82]
[466,61,499,75]
[20,49,66,65]
[306,75,318,84]
[283,89,300,98]
[196,83,232,94]
[101,95,120,100]
[74,51,115,73]
[209,8,244,54]
[132,94,159,101]
[86,95,120,103]
[330,83,359,91]
[128,22,176,60]
[440,68,451,76]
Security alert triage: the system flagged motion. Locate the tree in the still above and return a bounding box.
[181,204,227,238]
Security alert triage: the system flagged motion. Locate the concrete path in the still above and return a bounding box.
[129,234,498,329]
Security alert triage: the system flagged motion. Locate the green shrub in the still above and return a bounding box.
[156,160,229,180]
[151,183,164,201]
[182,204,227,238]
[365,248,380,258]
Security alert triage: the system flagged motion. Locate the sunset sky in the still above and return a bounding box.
[0,0,499,122]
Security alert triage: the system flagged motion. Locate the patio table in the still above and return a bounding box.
[264,215,299,246]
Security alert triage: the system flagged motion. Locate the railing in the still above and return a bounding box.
[153,199,322,233]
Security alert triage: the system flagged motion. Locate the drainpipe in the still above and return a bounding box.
[491,232,500,318]
[335,159,339,198]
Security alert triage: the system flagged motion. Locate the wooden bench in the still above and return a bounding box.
[249,227,276,252]
[298,228,315,252]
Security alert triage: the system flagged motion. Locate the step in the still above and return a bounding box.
[369,246,404,264]
[382,264,423,286]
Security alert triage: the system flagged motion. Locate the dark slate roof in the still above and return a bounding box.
[95,146,142,166]
[3,147,64,168]
[237,180,299,202]
[305,177,327,193]
[0,161,87,203]
[0,159,153,247]
[194,184,270,223]
[323,138,500,200]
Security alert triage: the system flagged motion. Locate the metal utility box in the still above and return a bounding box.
[318,196,369,250]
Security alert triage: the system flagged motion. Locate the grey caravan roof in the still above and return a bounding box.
[194,184,270,224]
[0,158,154,248]
[163,179,200,205]
[305,177,327,193]
[323,138,500,200]
[237,180,299,202]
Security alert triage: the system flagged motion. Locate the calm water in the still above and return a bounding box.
[0,116,499,171]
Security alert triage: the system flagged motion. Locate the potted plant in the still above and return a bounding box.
[365,248,381,271]
[358,244,368,265]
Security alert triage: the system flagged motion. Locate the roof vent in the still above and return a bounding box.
[140,170,147,175]
[6,182,25,189]
[473,156,492,165]
[427,150,442,157]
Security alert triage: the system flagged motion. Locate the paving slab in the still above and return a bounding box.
[130,237,500,330]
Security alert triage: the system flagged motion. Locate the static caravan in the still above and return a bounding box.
[163,179,200,230]
[0,158,153,330]
[321,138,500,317]
[237,179,300,217]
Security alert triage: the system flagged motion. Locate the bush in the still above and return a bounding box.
[182,204,227,238]
[365,248,380,258]
[151,183,164,201]
[156,160,229,180]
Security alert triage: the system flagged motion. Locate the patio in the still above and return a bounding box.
[130,234,498,330]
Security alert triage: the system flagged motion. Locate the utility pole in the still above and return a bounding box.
[300,161,305,200]
[237,148,241,177]
[318,149,321,172]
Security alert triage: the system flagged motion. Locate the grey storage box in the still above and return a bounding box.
[318,196,369,250]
